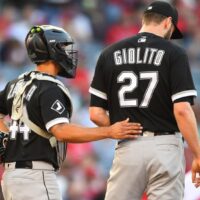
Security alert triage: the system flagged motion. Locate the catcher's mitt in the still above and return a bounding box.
[0,131,8,163]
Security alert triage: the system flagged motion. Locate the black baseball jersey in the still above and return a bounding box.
[0,71,71,169]
[90,32,197,132]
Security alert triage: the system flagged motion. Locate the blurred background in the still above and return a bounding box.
[0,0,199,199]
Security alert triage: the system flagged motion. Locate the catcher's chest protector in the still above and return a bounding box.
[11,71,73,168]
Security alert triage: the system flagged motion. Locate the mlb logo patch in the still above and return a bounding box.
[51,100,65,114]
[138,36,146,43]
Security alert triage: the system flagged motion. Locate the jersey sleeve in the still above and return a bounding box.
[173,96,194,105]
[40,86,70,131]
[90,94,108,110]
[89,52,108,106]
[170,51,197,102]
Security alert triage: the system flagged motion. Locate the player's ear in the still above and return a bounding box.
[141,17,145,25]
[164,17,172,29]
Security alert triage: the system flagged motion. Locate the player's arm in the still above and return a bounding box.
[0,118,9,133]
[50,118,142,143]
[174,101,200,187]
[170,49,200,187]
[174,102,200,157]
[40,86,142,143]
[89,93,110,127]
[89,107,110,126]
[0,88,9,133]
[89,51,111,127]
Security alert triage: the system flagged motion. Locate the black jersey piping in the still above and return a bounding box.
[42,171,50,200]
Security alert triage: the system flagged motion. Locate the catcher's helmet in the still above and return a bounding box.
[25,25,78,78]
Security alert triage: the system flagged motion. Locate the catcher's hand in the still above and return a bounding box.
[0,131,8,163]
[109,118,142,139]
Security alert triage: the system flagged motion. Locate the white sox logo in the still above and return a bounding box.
[51,100,65,114]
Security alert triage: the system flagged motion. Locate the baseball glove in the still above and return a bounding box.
[0,131,8,163]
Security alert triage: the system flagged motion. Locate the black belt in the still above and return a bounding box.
[149,131,175,136]
[15,161,33,169]
[118,131,176,145]
[5,161,55,170]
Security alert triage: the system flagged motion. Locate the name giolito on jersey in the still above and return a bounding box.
[114,47,165,66]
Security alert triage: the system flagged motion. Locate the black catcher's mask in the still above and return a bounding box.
[25,25,78,78]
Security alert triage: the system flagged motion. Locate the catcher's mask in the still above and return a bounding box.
[25,25,78,78]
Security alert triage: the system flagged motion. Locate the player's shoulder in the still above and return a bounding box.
[5,77,20,90]
[147,36,187,62]
[38,78,58,88]
[36,77,62,95]
[167,41,187,56]
[19,71,64,95]
[102,35,138,55]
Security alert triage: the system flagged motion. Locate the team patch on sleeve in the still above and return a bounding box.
[51,100,65,114]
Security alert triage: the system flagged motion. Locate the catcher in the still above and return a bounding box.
[0,25,142,200]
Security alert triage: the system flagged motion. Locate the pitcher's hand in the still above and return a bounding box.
[108,118,143,139]
[192,158,200,188]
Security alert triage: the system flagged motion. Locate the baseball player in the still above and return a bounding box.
[0,25,142,200]
[89,1,200,200]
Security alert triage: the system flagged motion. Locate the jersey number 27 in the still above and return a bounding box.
[117,71,158,107]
